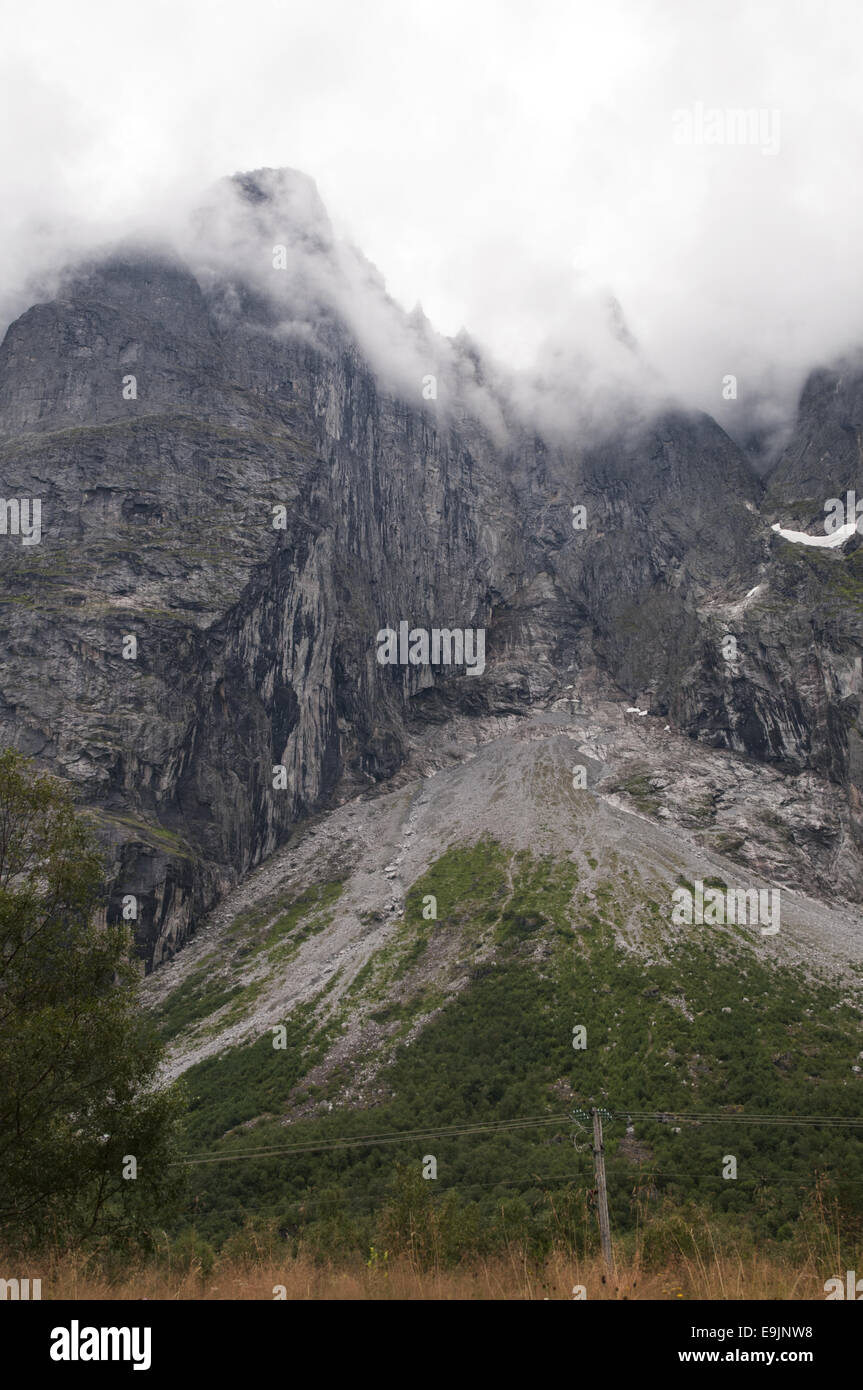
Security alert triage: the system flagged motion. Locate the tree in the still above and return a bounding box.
[0,749,185,1248]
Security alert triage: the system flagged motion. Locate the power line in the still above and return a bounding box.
[173,1113,573,1165]
[613,1110,863,1128]
[173,1107,863,1167]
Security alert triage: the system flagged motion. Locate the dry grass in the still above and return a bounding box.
[2,1246,835,1300]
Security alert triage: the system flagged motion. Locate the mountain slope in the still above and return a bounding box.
[139,703,863,1246]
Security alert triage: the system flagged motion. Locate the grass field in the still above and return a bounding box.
[2,1244,848,1301]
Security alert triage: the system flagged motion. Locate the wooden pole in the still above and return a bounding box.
[591,1107,613,1271]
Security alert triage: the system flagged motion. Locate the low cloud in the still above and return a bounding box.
[2,0,862,458]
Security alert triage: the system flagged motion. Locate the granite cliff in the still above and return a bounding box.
[2,167,863,968]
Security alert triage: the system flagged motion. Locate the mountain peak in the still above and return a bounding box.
[211,166,335,254]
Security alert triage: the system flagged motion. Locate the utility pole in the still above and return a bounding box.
[591,1107,613,1272]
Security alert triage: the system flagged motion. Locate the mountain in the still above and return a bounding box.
[3,165,863,1247]
[2,169,863,969]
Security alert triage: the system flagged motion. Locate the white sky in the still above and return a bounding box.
[3,0,863,429]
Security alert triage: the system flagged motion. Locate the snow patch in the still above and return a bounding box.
[771,521,856,548]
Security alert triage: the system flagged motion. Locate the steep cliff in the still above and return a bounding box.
[1,167,862,967]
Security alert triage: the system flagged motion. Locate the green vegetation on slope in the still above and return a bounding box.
[151,880,344,1044]
[153,842,863,1259]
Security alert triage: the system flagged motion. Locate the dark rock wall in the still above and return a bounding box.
[2,175,862,966]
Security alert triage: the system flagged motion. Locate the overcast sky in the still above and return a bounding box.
[3,0,863,436]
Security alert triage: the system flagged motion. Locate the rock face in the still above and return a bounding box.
[1,166,862,968]
[762,355,863,528]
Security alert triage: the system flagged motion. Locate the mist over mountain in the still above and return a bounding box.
[2,164,863,969]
